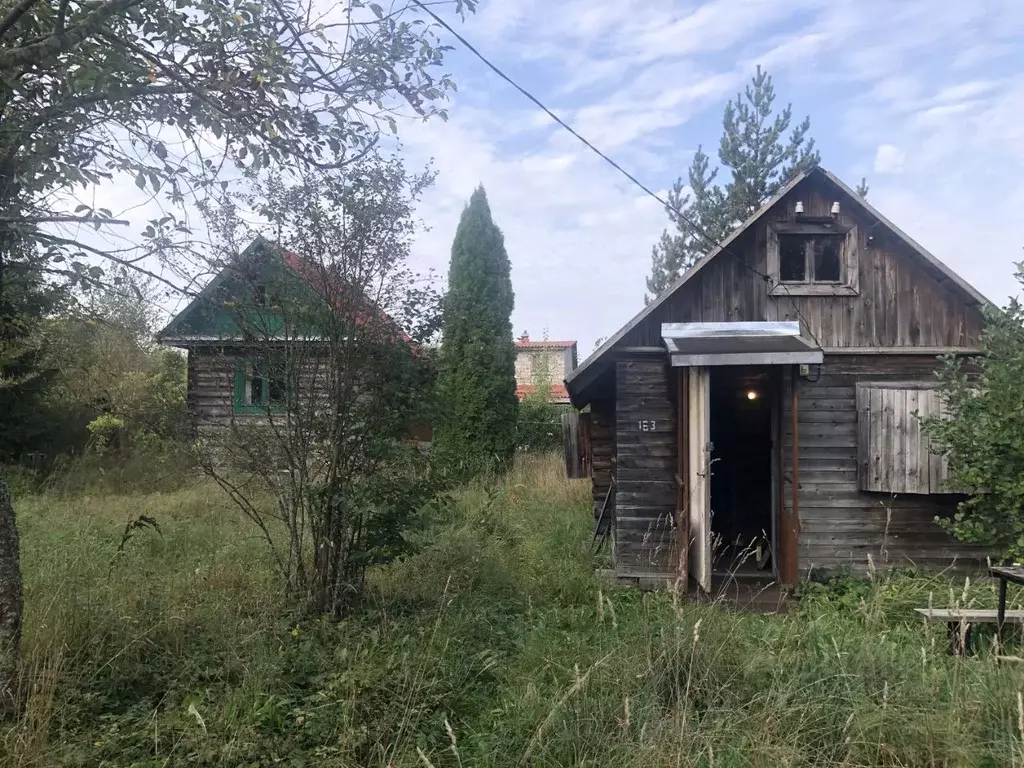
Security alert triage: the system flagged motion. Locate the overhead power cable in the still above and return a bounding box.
[411,0,822,347]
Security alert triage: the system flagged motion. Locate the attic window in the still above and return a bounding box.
[778,233,842,284]
[767,224,859,297]
[779,236,807,281]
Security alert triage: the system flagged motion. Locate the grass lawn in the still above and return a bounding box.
[3,454,1024,767]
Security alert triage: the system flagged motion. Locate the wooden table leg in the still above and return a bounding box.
[998,577,1008,646]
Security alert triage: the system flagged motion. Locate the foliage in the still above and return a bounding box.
[0,474,20,716]
[516,399,563,452]
[8,456,1024,766]
[922,276,1024,560]
[0,238,69,462]
[39,272,188,457]
[197,162,444,618]
[0,0,475,297]
[85,414,126,452]
[646,66,823,301]
[514,331,563,452]
[434,186,518,477]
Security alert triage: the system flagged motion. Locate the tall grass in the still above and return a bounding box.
[3,452,1024,766]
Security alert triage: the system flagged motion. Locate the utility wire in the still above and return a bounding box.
[411,0,823,347]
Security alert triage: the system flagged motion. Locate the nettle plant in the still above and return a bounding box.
[197,165,445,618]
[922,266,1024,561]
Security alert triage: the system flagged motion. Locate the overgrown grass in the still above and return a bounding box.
[4,453,1024,766]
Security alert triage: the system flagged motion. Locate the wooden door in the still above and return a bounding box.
[687,366,711,593]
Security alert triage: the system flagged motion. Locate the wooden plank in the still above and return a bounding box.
[678,367,688,588]
[823,346,981,355]
[688,366,711,592]
[891,388,907,493]
[798,410,858,424]
[917,609,1024,623]
[870,386,884,490]
[782,370,800,585]
[905,389,921,492]
[795,386,856,399]
[784,423,857,438]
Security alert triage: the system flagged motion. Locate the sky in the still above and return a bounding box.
[393,0,1024,354]
[74,0,1024,353]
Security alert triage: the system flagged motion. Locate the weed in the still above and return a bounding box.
[4,453,1024,766]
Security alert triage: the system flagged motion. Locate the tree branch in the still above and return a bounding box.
[0,0,41,41]
[32,232,191,296]
[0,0,141,72]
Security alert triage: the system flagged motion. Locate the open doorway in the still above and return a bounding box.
[709,367,778,576]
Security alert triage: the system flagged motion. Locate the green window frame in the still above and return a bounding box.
[233,358,290,414]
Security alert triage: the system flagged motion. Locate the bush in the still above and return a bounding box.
[516,398,564,452]
[923,272,1024,560]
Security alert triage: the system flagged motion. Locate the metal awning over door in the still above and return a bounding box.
[661,321,823,367]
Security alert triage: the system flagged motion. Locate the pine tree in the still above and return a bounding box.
[719,65,820,219]
[646,147,730,301]
[646,66,829,299]
[434,186,518,476]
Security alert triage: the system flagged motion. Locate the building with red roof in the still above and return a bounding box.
[514,333,577,404]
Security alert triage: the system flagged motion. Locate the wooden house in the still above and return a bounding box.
[156,237,428,441]
[565,167,992,591]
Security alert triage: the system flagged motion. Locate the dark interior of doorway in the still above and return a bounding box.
[709,367,776,576]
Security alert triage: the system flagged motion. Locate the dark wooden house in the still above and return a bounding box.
[156,237,429,442]
[565,167,991,590]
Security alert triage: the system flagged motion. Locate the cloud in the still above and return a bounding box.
[873,144,906,174]
[71,0,1024,349]
[398,0,1024,351]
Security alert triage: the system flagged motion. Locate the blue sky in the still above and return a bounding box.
[399,0,1024,353]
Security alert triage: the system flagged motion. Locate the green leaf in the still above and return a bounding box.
[135,172,146,190]
[369,2,383,18]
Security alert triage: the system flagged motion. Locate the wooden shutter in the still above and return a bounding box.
[856,382,952,494]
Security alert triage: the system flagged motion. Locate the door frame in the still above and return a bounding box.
[679,365,787,591]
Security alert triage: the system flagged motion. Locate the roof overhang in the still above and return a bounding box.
[662,321,823,367]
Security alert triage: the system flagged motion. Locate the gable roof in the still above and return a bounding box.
[156,236,411,346]
[565,166,992,396]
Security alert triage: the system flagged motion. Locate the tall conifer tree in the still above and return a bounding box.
[435,186,518,475]
[646,66,827,301]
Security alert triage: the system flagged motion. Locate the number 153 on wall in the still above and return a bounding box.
[637,419,657,432]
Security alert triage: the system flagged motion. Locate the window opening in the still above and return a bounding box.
[813,237,841,282]
[779,235,808,282]
[778,233,843,283]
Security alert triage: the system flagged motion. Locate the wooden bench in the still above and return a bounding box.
[916,608,1024,654]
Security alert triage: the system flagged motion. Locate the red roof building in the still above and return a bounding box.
[514,332,577,404]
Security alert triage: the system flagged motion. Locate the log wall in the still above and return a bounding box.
[784,354,986,574]
[590,400,615,533]
[614,359,677,576]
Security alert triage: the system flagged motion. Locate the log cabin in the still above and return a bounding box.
[565,166,992,591]
[156,236,430,442]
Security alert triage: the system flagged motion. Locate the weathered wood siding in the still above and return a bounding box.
[856,383,951,494]
[186,346,331,433]
[189,347,236,430]
[617,176,984,351]
[615,359,677,576]
[562,411,591,479]
[591,400,615,533]
[784,355,986,574]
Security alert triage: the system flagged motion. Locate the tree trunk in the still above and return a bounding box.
[0,475,22,716]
